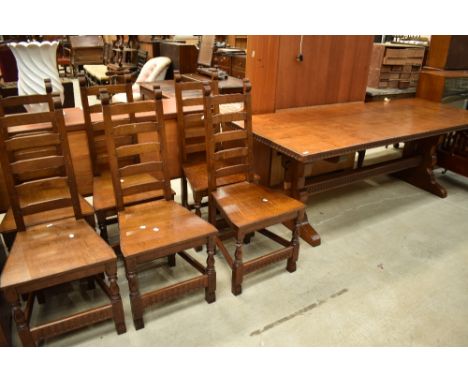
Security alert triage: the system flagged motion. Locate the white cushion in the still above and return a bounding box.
[111,57,171,104]
[135,56,171,83]
[112,91,141,103]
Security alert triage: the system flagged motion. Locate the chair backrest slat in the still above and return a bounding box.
[182,97,205,107]
[101,86,171,211]
[184,126,206,139]
[213,130,247,143]
[6,132,61,151]
[16,176,68,195]
[203,79,254,193]
[10,155,65,175]
[215,163,250,179]
[116,142,160,159]
[214,146,248,162]
[121,180,165,197]
[212,111,247,125]
[113,121,156,136]
[21,197,73,215]
[185,143,206,155]
[119,161,163,178]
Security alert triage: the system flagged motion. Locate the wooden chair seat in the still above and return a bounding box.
[0,196,93,234]
[119,199,217,258]
[183,161,246,193]
[93,171,173,212]
[0,219,116,290]
[212,181,304,231]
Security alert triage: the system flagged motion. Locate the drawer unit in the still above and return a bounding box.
[368,44,425,89]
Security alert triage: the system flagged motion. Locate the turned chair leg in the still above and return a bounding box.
[105,263,127,335]
[36,290,46,304]
[96,212,108,241]
[193,193,202,218]
[5,289,35,346]
[287,211,303,273]
[167,254,176,267]
[181,177,188,208]
[232,234,245,296]
[357,150,366,168]
[193,193,204,252]
[205,236,216,303]
[2,231,16,251]
[124,258,145,330]
[243,232,255,244]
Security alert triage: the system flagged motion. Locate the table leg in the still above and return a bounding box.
[394,135,447,198]
[282,158,321,247]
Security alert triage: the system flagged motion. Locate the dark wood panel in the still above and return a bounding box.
[417,69,468,102]
[158,42,198,78]
[275,36,374,109]
[427,35,468,70]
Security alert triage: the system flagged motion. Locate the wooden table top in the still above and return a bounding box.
[252,98,468,162]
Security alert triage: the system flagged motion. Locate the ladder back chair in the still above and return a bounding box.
[80,74,171,241]
[203,81,305,296]
[174,71,220,217]
[101,88,217,330]
[0,108,126,346]
[0,84,94,249]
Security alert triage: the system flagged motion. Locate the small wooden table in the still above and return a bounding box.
[252,98,468,246]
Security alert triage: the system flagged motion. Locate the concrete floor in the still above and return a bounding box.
[2,149,468,346]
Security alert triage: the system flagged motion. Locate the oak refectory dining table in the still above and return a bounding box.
[251,98,468,247]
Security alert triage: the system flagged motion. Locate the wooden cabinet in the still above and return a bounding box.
[426,35,468,70]
[245,35,374,113]
[69,35,104,73]
[213,53,246,79]
[153,41,198,78]
[367,44,425,89]
[214,54,230,72]
[227,35,247,49]
[231,55,246,78]
[138,35,155,59]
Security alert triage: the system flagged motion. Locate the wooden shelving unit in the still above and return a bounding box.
[367,43,425,89]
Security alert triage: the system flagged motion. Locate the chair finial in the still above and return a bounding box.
[243,79,252,94]
[100,89,110,105]
[78,73,86,87]
[203,82,212,97]
[44,78,52,94]
[153,85,163,100]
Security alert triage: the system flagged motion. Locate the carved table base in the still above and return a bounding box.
[280,135,448,247]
